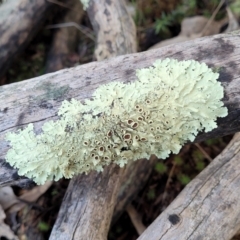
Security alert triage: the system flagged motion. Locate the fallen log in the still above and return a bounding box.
[138,132,240,240]
[1,31,239,187]
[0,24,239,240]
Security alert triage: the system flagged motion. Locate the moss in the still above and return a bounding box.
[5,58,228,184]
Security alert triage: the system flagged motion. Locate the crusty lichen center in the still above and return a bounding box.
[5,58,228,185]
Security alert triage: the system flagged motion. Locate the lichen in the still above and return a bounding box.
[5,58,228,185]
[80,0,90,10]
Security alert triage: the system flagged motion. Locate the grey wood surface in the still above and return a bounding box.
[138,133,240,240]
[1,31,239,186]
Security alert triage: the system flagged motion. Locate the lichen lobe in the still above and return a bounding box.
[5,58,228,185]
[80,0,90,10]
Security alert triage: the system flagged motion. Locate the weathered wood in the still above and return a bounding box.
[1,1,239,240]
[87,0,137,60]
[0,0,53,78]
[112,156,157,224]
[1,31,240,187]
[49,0,137,239]
[51,165,123,240]
[138,133,240,240]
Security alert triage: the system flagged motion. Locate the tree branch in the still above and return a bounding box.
[0,0,53,78]
[138,132,240,240]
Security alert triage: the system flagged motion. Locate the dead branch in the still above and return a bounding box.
[138,132,240,240]
[1,31,239,186]
[126,203,146,235]
[0,0,53,78]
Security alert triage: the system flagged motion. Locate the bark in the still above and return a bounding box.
[88,0,137,60]
[0,0,53,79]
[50,0,137,239]
[112,156,157,224]
[138,132,240,240]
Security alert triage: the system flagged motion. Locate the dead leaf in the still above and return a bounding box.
[181,16,224,37]
[150,16,227,49]
[20,181,52,202]
[0,204,19,240]
[224,7,239,33]
[8,181,52,213]
[0,186,19,210]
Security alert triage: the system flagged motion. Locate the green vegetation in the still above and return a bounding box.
[173,156,183,166]
[196,161,205,171]
[146,0,239,35]
[178,174,191,185]
[230,0,240,15]
[38,221,50,232]
[147,189,156,200]
[155,162,168,174]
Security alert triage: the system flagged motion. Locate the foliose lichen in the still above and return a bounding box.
[80,0,90,10]
[5,58,228,185]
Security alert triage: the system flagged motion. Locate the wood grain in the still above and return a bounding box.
[138,133,240,240]
[0,6,239,238]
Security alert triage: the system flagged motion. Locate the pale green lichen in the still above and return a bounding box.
[80,0,90,10]
[5,58,228,185]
